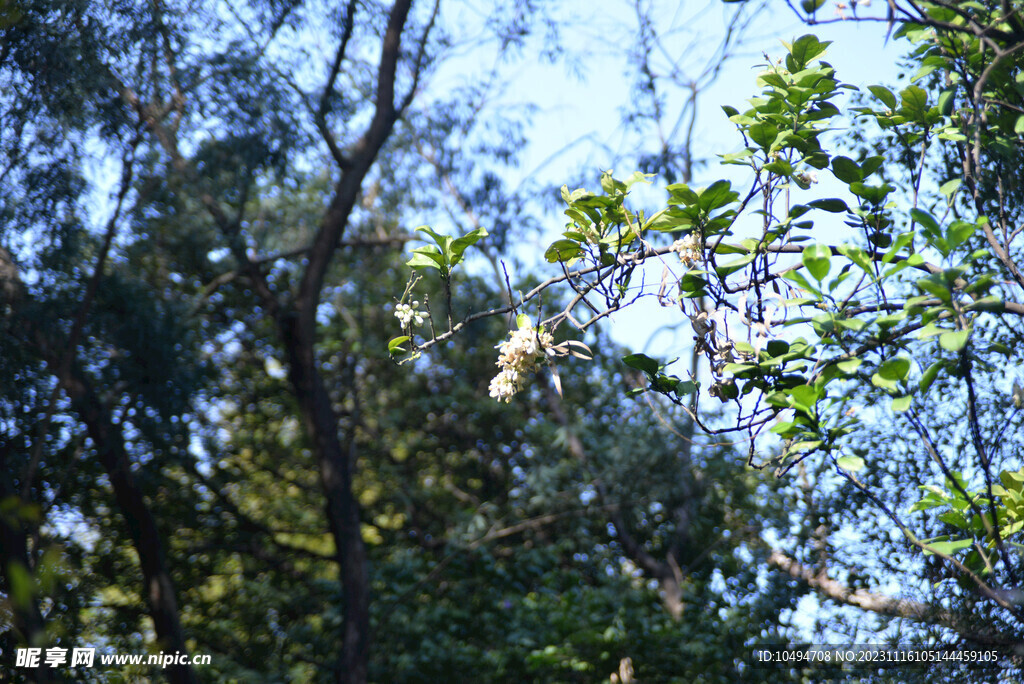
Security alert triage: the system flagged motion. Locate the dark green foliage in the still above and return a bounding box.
[16,1,1012,682]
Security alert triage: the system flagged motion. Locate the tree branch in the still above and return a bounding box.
[317,0,358,169]
[298,0,414,312]
[768,549,1020,647]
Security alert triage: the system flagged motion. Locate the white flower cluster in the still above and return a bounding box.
[796,170,819,185]
[835,0,871,20]
[488,326,554,402]
[671,233,702,267]
[394,300,426,328]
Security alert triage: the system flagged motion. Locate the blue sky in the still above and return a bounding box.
[500,2,905,192]
[486,4,914,639]
[479,2,907,355]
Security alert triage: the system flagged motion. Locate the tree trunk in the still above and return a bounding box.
[62,373,198,684]
[281,316,369,684]
[0,449,56,682]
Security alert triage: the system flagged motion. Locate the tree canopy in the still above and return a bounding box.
[2,0,1024,683]
[398,0,1024,678]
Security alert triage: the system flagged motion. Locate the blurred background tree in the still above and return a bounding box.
[0,0,805,681]
[8,0,1016,682]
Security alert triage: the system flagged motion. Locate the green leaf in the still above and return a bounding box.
[946,220,976,251]
[830,156,862,184]
[874,311,907,329]
[965,297,1004,313]
[868,85,897,110]
[860,156,884,178]
[516,314,532,330]
[714,243,749,255]
[782,269,821,296]
[676,380,698,395]
[544,239,583,263]
[836,358,862,374]
[937,88,955,116]
[600,170,623,194]
[790,384,820,416]
[622,353,660,376]
[652,374,681,393]
[789,439,824,454]
[388,336,411,355]
[679,272,708,294]
[716,253,756,277]
[936,129,967,142]
[878,357,911,382]
[698,180,738,211]
[764,158,794,176]
[622,170,653,191]
[723,363,756,377]
[748,122,779,149]
[917,275,952,303]
[837,455,865,472]
[788,34,830,70]
[802,244,831,281]
[938,179,962,198]
[805,150,831,169]
[646,208,692,232]
[407,246,446,271]
[892,394,912,412]
[871,372,899,391]
[939,329,970,351]
[448,227,489,267]
[910,499,945,513]
[939,511,970,530]
[882,232,915,264]
[919,361,943,392]
[416,225,451,249]
[916,323,946,340]
[849,182,895,204]
[6,561,33,609]
[807,198,849,213]
[923,539,973,556]
[771,420,798,435]
[838,244,874,274]
[899,85,929,119]
[721,148,755,165]
[667,183,699,206]
[910,62,939,83]
[910,208,940,236]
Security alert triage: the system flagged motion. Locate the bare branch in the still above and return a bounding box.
[298,0,415,311]
[317,0,359,169]
[22,131,141,496]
